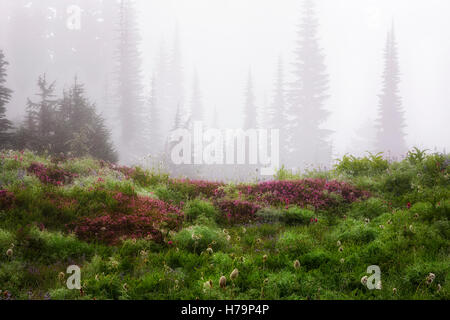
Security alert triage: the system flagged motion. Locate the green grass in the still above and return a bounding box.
[0,149,448,300]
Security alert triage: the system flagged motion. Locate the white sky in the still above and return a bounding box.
[137,0,450,155]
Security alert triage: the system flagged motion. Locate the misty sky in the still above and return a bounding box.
[1,0,449,157]
[138,0,450,155]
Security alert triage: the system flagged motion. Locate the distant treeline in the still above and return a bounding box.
[0,49,117,162]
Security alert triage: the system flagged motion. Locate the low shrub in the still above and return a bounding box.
[300,249,334,270]
[168,179,225,199]
[337,223,378,244]
[27,162,78,186]
[0,190,16,210]
[256,207,315,225]
[154,184,185,205]
[264,271,299,299]
[214,199,262,225]
[276,230,314,255]
[409,202,434,221]
[184,199,219,222]
[239,179,369,210]
[283,207,316,225]
[334,153,389,177]
[68,197,184,245]
[173,225,227,253]
[69,213,164,245]
[379,163,415,196]
[349,198,388,219]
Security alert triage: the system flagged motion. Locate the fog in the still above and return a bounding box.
[0,0,449,179]
[138,0,450,153]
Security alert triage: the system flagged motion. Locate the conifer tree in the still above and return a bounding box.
[268,56,288,165]
[115,0,144,162]
[0,50,13,148]
[167,24,184,125]
[56,78,117,162]
[375,24,407,158]
[243,70,258,130]
[288,0,332,169]
[155,41,171,138]
[147,75,164,155]
[25,75,58,153]
[190,70,203,123]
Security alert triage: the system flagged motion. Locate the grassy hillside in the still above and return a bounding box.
[0,149,448,300]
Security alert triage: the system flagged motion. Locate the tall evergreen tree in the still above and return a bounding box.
[147,75,164,155]
[167,24,184,124]
[190,70,203,123]
[25,75,58,153]
[115,0,144,162]
[155,40,171,139]
[55,78,117,162]
[268,57,286,129]
[243,70,258,130]
[268,56,288,166]
[288,0,332,169]
[375,24,407,158]
[0,50,13,148]
[172,104,187,132]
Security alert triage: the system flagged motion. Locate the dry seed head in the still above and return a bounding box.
[361,276,368,286]
[230,268,239,281]
[219,276,227,289]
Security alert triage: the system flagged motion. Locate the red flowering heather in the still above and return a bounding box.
[69,196,184,245]
[46,193,79,211]
[70,214,164,245]
[0,190,16,210]
[27,162,78,186]
[215,199,262,225]
[238,179,369,210]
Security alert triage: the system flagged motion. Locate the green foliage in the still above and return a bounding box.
[131,167,169,187]
[173,225,227,254]
[333,220,378,244]
[154,184,184,205]
[274,166,301,181]
[277,230,314,256]
[256,206,315,225]
[349,198,388,219]
[0,50,13,148]
[12,77,117,162]
[379,162,415,196]
[407,147,429,165]
[334,152,389,177]
[0,150,448,300]
[184,199,219,223]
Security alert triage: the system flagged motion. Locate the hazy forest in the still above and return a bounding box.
[0,0,448,301]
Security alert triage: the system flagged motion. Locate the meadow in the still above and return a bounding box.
[0,149,448,300]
